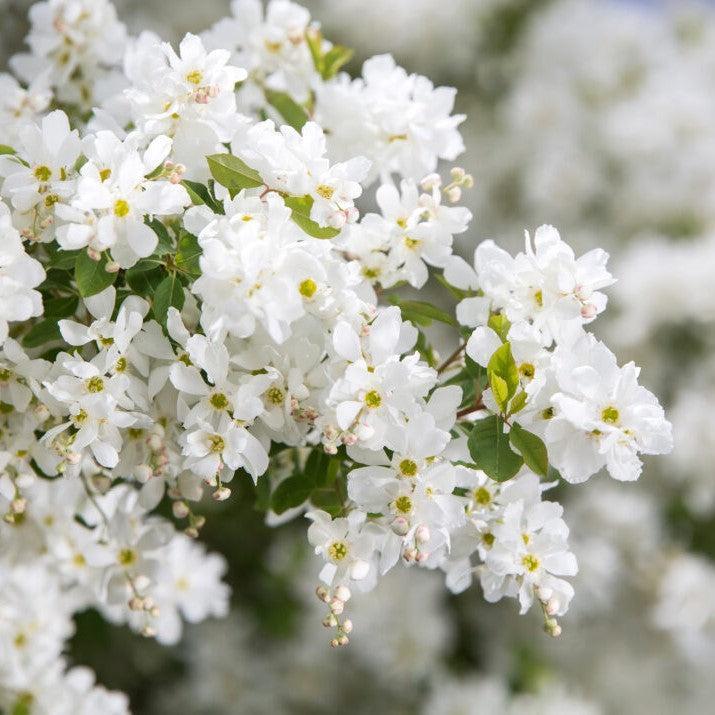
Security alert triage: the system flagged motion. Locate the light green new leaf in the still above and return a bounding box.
[487,342,519,412]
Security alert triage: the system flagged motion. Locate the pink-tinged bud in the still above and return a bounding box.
[580,303,597,319]
[328,211,347,230]
[134,465,153,483]
[391,516,410,536]
[415,551,430,564]
[415,524,430,544]
[545,598,560,617]
[105,260,120,274]
[87,247,101,262]
[342,432,358,446]
[446,186,462,204]
[324,443,338,455]
[147,434,163,451]
[403,548,417,563]
[345,206,359,224]
[420,173,442,191]
[172,501,190,519]
[334,585,351,602]
[316,586,330,602]
[212,486,231,501]
[329,598,344,615]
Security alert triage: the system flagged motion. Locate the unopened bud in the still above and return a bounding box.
[420,173,442,191]
[316,586,330,602]
[172,501,190,519]
[134,464,153,483]
[545,598,560,617]
[450,166,466,181]
[105,260,120,274]
[329,598,344,615]
[349,559,370,580]
[416,551,430,564]
[212,486,231,501]
[129,596,143,611]
[391,516,410,536]
[337,635,349,646]
[86,248,101,262]
[142,597,155,611]
[415,524,430,544]
[11,497,26,515]
[184,527,199,538]
[342,619,353,634]
[323,614,338,628]
[141,625,156,638]
[580,303,597,319]
[330,638,339,648]
[446,186,462,204]
[333,585,351,603]
[403,548,417,563]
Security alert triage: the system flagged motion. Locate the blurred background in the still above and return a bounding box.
[3,0,715,712]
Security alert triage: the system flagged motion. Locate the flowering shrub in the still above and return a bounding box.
[0,0,673,711]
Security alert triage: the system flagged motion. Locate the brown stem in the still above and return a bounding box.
[437,342,466,374]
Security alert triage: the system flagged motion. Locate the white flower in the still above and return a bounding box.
[57,131,189,267]
[315,54,465,183]
[547,333,673,483]
[0,110,80,214]
[0,73,52,149]
[0,202,45,345]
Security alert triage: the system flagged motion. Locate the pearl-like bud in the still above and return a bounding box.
[334,585,351,603]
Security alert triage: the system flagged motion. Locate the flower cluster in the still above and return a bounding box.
[0,0,671,710]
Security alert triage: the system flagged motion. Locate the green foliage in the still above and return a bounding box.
[306,29,354,80]
[207,153,263,197]
[174,231,202,278]
[388,296,458,327]
[467,415,523,482]
[0,144,16,155]
[22,318,61,348]
[74,251,117,297]
[182,179,224,214]
[42,295,79,319]
[145,218,174,255]
[152,273,184,328]
[271,474,313,514]
[509,423,549,477]
[487,342,519,412]
[487,312,511,342]
[283,195,340,239]
[264,89,309,130]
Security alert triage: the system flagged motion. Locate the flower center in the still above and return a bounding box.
[399,459,418,477]
[209,392,229,410]
[266,387,284,406]
[208,434,225,453]
[474,487,491,506]
[186,69,203,85]
[299,278,317,298]
[33,165,52,182]
[519,362,535,379]
[364,390,382,409]
[522,554,540,572]
[601,406,620,425]
[99,167,112,181]
[113,199,130,217]
[316,184,334,200]
[85,376,105,393]
[117,548,138,566]
[328,541,348,561]
[394,495,413,514]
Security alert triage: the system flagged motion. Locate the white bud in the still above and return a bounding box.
[342,619,353,634]
[580,303,597,319]
[316,586,330,602]
[415,551,430,564]
[415,524,430,544]
[446,186,462,204]
[333,585,351,603]
[134,464,153,483]
[450,166,466,181]
[212,486,231,501]
[391,516,410,536]
[172,501,190,519]
[329,598,344,615]
[105,260,120,274]
[420,173,441,191]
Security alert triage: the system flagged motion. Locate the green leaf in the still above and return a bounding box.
[487,312,511,342]
[254,473,271,512]
[284,195,340,239]
[310,487,343,517]
[416,330,438,368]
[175,231,202,277]
[0,144,16,155]
[435,271,478,301]
[321,45,354,79]
[74,251,117,298]
[509,423,549,478]
[182,179,224,214]
[152,273,185,328]
[508,390,528,416]
[125,263,165,296]
[487,342,519,412]
[46,248,81,270]
[23,318,61,349]
[264,89,309,130]
[146,217,174,255]
[43,295,79,319]
[388,297,458,327]
[467,415,523,482]
[207,153,263,197]
[271,475,312,514]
